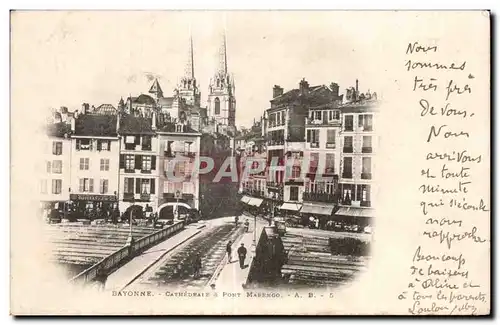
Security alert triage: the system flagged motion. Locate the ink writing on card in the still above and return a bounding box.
[403,41,489,315]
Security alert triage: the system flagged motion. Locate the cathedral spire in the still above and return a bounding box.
[184,28,195,80]
[218,30,228,76]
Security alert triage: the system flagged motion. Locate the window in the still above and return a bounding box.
[142,136,152,150]
[125,155,135,170]
[76,139,92,151]
[125,136,136,150]
[40,180,47,194]
[97,140,111,151]
[289,186,299,201]
[79,158,89,170]
[328,110,340,120]
[52,141,63,155]
[343,136,353,153]
[343,157,353,178]
[325,153,335,174]
[176,125,183,132]
[79,178,94,192]
[326,182,335,194]
[142,156,151,171]
[51,179,62,194]
[100,179,109,194]
[359,114,373,131]
[100,159,110,171]
[52,160,62,174]
[46,161,52,173]
[362,136,373,153]
[362,157,372,179]
[281,111,285,125]
[344,115,353,131]
[309,153,319,173]
[141,179,150,194]
[306,129,320,145]
[164,181,175,193]
[124,178,134,193]
[314,111,321,120]
[327,129,336,144]
[291,166,301,178]
[214,97,220,115]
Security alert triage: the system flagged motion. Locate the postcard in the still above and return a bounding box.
[10,10,490,315]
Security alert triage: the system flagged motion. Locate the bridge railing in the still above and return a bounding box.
[70,221,185,285]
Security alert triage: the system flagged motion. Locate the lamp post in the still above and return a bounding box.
[126,198,135,246]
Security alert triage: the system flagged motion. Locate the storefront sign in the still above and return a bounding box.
[70,194,117,202]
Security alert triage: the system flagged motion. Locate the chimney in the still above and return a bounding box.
[355,79,359,100]
[70,117,76,132]
[330,83,339,97]
[116,111,121,133]
[273,85,284,98]
[299,78,309,95]
[82,103,90,114]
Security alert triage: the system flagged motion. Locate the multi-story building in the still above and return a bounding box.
[302,92,342,222]
[69,112,120,219]
[118,112,160,217]
[265,79,343,217]
[40,119,73,217]
[157,120,201,219]
[335,81,378,224]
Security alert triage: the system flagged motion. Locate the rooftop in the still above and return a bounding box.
[119,114,154,134]
[74,115,118,137]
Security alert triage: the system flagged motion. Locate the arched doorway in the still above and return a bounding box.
[158,202,192,221]
[124,205,144,221]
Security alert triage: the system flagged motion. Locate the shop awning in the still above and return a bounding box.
[248,197,264,207]
[240,196,251,204]
[301,203,335,216]
[335,206,374,218]
[279,202,302,212]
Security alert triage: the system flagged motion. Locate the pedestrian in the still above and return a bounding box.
[193,254,202,279]
[226,240,232,262]
[237,243,247,269]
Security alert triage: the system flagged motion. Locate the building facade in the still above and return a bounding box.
[118,113,160,217]
[69,113,120,219]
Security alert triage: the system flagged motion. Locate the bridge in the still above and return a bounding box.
[46,216,372,291]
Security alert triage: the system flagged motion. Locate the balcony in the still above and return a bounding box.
[342,172,353,179]
[362,147,373,153]
[303,192,337,203]
[306,117,340,127]
[140,193,151,201]
[309,142,319,148]
[163,193,194,201]
[123,193,135,201]
[243,190,265,198]
[326,142,336,149]
[343,146,353,153]
[141,169,152,174]
[324,167,335,175]
[267,140,285,146]
[141,145,152,151]
[124,169,135,173]
[125,144,136,150]
[344,125,354,132]
[361,173,372,180]
[360,200,371,207]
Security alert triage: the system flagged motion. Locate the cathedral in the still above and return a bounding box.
[121,31,237,136]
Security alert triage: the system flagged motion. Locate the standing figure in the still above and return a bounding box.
[226,240,232,263]
[193,254,202,279]
[237,243,247,269]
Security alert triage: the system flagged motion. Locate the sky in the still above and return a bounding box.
[12,11,387,128]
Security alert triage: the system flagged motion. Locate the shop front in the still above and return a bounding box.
[333,206,374,232]
[300,202,336,229]
[278,202,302,225]
[69,194,118,221]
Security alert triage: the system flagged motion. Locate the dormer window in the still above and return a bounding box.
[176,124,184,133]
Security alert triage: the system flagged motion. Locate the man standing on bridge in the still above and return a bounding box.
[237,243,247,269]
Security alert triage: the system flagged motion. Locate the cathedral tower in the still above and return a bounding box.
[207,30,236,128]
[177,32,201,108]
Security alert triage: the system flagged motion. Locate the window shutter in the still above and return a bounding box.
[306,130,311,142]
[124,178,129,193]
[120,155,125,169]
[358,115,364,127]
[52,142,57,155]
[107,140,111,151]
[100,179,104,194]
[135,178,141,194]
[76,140,80,151]
[151,156,156,170]
[135,155,142,170]
[89,179,94,192]
[97,140,102,151]
[150,178,155,194]
[135,136,140,145]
